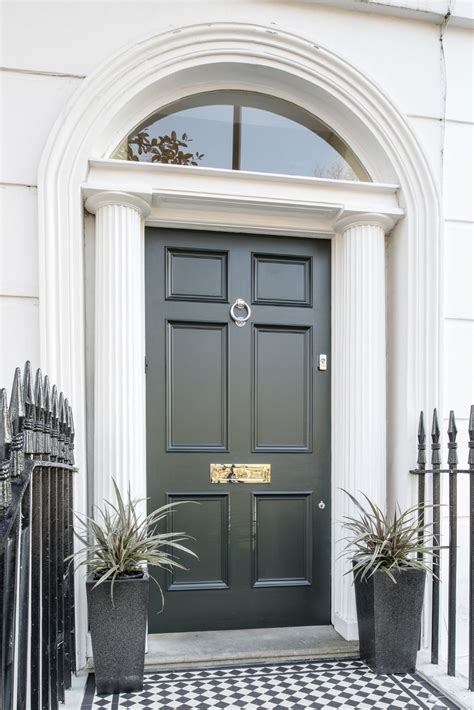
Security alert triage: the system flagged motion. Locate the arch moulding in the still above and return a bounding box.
[38,22,441,667]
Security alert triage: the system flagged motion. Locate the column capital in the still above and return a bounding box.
[334,212,396,235]
[85,191,151,218]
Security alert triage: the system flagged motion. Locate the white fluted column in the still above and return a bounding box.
[85,191,151,512]
[332,212,394,640]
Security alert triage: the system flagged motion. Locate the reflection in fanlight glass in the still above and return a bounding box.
[112,91,370,182]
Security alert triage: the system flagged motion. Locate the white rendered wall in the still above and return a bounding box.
[0,67,81,387]
[0,1,457,391]
[0,0,454,403]
[439,25,474,679]
[0,184,39,385]
[1,0,473,673]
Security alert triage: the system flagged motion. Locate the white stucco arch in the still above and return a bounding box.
[38,22,441,665]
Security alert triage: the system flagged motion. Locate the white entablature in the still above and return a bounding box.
[83,159,403,236]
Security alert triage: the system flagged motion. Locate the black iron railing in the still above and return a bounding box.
[411,405,474,692]
[0,363,77,710]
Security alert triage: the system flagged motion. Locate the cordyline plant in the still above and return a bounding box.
[67,480,197,607]
[340,489,444,583]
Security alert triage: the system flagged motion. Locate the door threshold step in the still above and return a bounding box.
[145,625,359,671]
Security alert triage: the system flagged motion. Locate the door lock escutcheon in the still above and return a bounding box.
[318,354,328,371]
[318,500,326,510]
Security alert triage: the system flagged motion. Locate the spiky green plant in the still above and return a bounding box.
[67,479,197,607]
[340,490,443,583]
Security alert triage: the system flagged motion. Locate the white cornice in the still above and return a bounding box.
[307,0,474,28]
[87,159,401,194]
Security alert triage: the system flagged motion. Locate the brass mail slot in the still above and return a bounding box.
[210,463,271,484]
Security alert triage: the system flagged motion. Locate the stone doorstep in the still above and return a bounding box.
[143,625,359,671]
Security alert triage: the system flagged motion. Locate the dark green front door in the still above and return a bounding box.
[145,228,331,633]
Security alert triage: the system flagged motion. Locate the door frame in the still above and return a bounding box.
[37,22,442,667]
[83,162,400,641]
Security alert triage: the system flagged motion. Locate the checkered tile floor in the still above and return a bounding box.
[81,659,458,709]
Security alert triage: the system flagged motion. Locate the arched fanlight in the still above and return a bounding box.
[113,90,370,182]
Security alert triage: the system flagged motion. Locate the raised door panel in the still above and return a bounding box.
[253,325,312,451]
[167,494,229,590]
[167,321,228,451]
[166,247,228,302]
[252,493,312,587]
[252,253,312,306]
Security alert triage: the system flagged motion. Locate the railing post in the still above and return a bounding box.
[431,408,441,665]
[66,400,76,678]
[468,405,474,692]
[416,412,426,652]
[447,411,458,677]
[44,377,52,459]
[0,387,12,710]
[30,468,41,710]
[417,411,426,555]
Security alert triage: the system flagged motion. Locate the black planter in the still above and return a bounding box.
[354,567,426,674]
[86,573,149,695]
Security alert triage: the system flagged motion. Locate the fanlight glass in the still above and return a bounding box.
[113,91,370,181]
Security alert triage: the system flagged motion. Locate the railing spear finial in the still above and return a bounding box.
[34,368,45,455]
[51,385,59,459]
[44,375,52,456]
[69,405,75,466]
[58,392,66,462]
[431,408,441,466]
[417,411,426,466]
[23,361,35,456]
[9,366,25,477]
[0,388,12,510]
[447,410,458,466]
[64,398,71,465]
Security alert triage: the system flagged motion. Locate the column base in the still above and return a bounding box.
[333,612,359,641]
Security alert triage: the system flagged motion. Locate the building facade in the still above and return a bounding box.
[1,0,473,685]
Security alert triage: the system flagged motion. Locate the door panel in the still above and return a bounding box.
[167,493,229,590]
[146,228,331,632]
[253,325,312,451]
[167,321,228,451]
[253,492,312,587]
[252,254,312,306]
[166,248,228,302]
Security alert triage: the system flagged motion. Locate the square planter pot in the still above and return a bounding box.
[354,567,426,674]
[86,573,149,695]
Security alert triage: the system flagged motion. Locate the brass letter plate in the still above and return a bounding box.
[210,463,271,484]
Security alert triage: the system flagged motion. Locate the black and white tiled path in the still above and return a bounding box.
[81,658,459,709]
